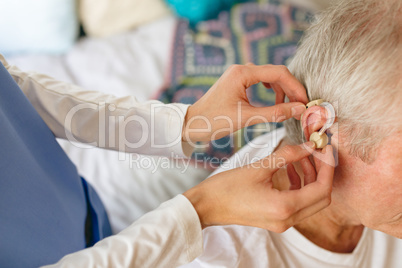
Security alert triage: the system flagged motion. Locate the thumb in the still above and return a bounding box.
[246,102,306,124]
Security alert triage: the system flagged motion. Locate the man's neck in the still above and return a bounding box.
[294,208,364,253]
[275,138,364,253]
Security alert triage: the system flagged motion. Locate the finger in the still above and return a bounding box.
[288,193,332,225]
[287,163,301,190]
[278,145,334,212]
[262,82,286,107]
[292,148,335,225]
[300,157,316,186]
[310,145,331,174]
[271,83,303,120]
[262,82,272,89]
[313,152,321,172]
[314,145,335,174]
[271,84,285,105]
[247,102,306,123]
[259,142,316,178]
[234,65,308,103]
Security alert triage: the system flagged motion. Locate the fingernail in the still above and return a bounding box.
[291,105,306,117]
[304,141,316,149]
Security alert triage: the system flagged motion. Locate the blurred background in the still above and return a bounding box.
[0,0,335,233]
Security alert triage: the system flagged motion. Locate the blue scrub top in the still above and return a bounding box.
[0,63,111,267]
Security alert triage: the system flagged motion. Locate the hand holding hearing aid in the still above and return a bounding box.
[301,99,336,149]
[182,64,309,143]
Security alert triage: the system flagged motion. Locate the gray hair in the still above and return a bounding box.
[285,0,402,161]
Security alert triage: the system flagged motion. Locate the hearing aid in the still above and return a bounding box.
[302,99,336,149]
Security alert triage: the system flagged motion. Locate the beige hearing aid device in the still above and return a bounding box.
[309,131,328,149]
[303,99,335,149]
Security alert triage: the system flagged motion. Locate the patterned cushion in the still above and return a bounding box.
[156,0,312,167]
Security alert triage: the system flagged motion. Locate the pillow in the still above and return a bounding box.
[0,0,78,56]
[166,0,244,26]
[79,0,171,37]
[156,0,313,167]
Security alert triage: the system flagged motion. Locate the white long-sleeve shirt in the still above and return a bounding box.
[0,54,203,268]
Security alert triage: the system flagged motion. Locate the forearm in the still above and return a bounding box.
[43,195,203,268]
[0,54,193,157]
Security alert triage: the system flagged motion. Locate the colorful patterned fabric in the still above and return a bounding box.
[157,0,312,167]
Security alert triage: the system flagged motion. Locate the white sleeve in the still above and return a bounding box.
[42,195,204,268]
[0,54,193,158]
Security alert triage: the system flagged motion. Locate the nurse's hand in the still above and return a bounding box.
[183,142,335,231]
[182,64,308,143]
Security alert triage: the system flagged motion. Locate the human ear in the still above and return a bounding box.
[301,100,335,149]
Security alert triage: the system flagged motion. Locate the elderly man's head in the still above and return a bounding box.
[285,0,402,237]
